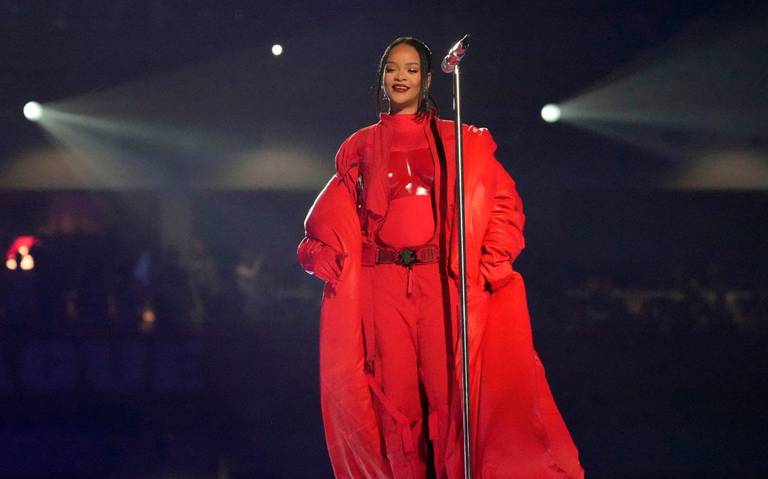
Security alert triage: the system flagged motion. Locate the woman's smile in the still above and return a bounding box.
[383,43,429,114]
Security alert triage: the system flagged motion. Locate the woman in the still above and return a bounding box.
[298,37,583,479]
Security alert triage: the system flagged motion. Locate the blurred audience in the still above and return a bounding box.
[234,248,266,319]
[186,238,222,327]
[1,233,766,338]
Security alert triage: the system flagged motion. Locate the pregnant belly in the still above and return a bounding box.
[377,196,435,249]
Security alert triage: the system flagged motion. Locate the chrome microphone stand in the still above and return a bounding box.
[441,34,472,479]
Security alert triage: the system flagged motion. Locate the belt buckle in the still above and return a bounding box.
[397,248,417,267]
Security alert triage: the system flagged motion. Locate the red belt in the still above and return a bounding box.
[362,243,439,267]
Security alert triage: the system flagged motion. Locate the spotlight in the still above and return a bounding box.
[541,103,561,123]
[5,258,17,270]
[23,101,43,122]
[140,305,156,333]
[20,255,34,271]
[271,44,283,56]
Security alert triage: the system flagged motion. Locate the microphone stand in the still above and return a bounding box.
[443,36,472,479]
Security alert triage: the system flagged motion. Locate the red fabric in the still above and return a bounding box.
[378,113,434,249]
[377,147,434,249]
[297,237,346,285]
[380,113,430,150]
[370,262,450,478]
[298,115,584,479]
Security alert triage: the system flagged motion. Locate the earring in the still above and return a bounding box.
[380,88,391,112]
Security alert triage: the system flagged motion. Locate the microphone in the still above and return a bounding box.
[441,34,471,74]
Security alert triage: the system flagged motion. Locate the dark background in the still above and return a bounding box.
[1,1,767,477]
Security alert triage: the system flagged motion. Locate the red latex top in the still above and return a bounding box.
[377,113,435,248]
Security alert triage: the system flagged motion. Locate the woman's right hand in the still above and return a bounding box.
[297,238,346,284]
[312,246,347,283]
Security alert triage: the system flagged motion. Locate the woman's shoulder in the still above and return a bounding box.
[338,122,380,150]
[434,117,496,151]
[334,122,380,172]
[434,116,492,135]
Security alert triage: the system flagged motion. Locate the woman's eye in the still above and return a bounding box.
[408,70,418,74]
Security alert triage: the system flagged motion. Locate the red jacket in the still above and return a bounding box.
[298,116,584,479]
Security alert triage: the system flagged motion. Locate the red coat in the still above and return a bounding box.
[299,116,584,479]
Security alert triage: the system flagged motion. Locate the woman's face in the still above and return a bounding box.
[383,43,430,114]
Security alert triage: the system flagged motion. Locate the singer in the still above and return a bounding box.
[298,37,583,479]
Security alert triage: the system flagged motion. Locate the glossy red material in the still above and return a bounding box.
[298,115,584,478]
[378,114,435,249]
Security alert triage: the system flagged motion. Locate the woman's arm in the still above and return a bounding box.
[480,159,526,292]
[296,132,361,283]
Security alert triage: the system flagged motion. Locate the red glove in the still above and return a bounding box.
[297,238,346,284]
[480,253,514,292]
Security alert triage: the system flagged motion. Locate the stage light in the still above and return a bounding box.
[20,255,34,271]
[271,44,283,56]
[5,258,17,270]
[541,103,561,123]
[140,305,156,333]
[23,101,43,121]
[18,245,29,256]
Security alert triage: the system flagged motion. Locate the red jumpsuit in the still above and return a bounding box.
[371,114,449,478]
[298,113,583,479]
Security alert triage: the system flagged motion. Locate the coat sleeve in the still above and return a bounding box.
[297,132,360,277]
[479,134,526,292]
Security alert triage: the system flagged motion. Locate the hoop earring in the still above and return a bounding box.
[380,86,391,113]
